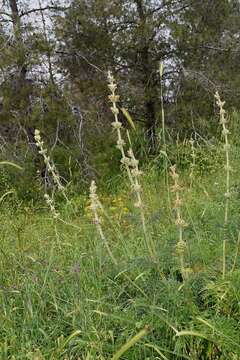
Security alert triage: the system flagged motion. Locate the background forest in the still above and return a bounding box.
[1,1,240,359]
[1,0,240,195]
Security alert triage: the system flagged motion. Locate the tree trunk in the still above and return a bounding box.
[9,0,27,82]
[135,0,157,152]
[8,0,47,179]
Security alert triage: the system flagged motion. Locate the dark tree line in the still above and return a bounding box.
[0,0,240,183]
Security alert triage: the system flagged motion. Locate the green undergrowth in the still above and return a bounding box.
[1,144,240,359]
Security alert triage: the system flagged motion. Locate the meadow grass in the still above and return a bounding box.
[1,75,240,359]
[1,144,240,359]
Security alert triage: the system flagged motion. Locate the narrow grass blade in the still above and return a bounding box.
[145,343,169,359]
[145,343,190,359]
[176,330,209,340]
[0,191,14,203]
[0,161,22,170]
[111,326,151,360]
[58,330,81,352]
[62,330,81,348]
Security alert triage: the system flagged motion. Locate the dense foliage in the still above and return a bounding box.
[1,0,240,187]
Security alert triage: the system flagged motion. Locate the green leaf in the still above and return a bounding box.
[0,161,22,170]
[121,108,136,130]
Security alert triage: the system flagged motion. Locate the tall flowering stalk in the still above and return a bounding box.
[215,92,231,279]
[89,180,117,265]
[159,63,171,213]
[34,130,80,240]
[107,72,156,261]
[159,62,166,153]
[44,193,61,245]
[34,129,68,202]
[107,72,133,185]
[189,138,196,188]
[170,165,188,280]
[126,131,156,260]
[126,130,143,209]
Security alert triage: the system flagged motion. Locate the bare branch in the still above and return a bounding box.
[0,11,12,17]
[55,50,105,74]
[20,6,69,18]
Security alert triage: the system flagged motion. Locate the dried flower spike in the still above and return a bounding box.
[215,92,231,279]
[44,193,59,219]
[107,72,156,261]
[34,129,68,202]
[170,165,188,280]
[89,180,117,265]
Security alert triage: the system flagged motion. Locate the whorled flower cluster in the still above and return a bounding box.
[89,180,101,224]
[34,130,67,200]
[107,72,125,155]
[127,146,143,209]
[107,71,143,209]
[214,92,231,200]
[44,193,59,220]
[189,138,196,186]
[170,165,188,277]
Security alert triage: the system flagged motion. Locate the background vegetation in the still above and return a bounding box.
[1,0,240,189]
